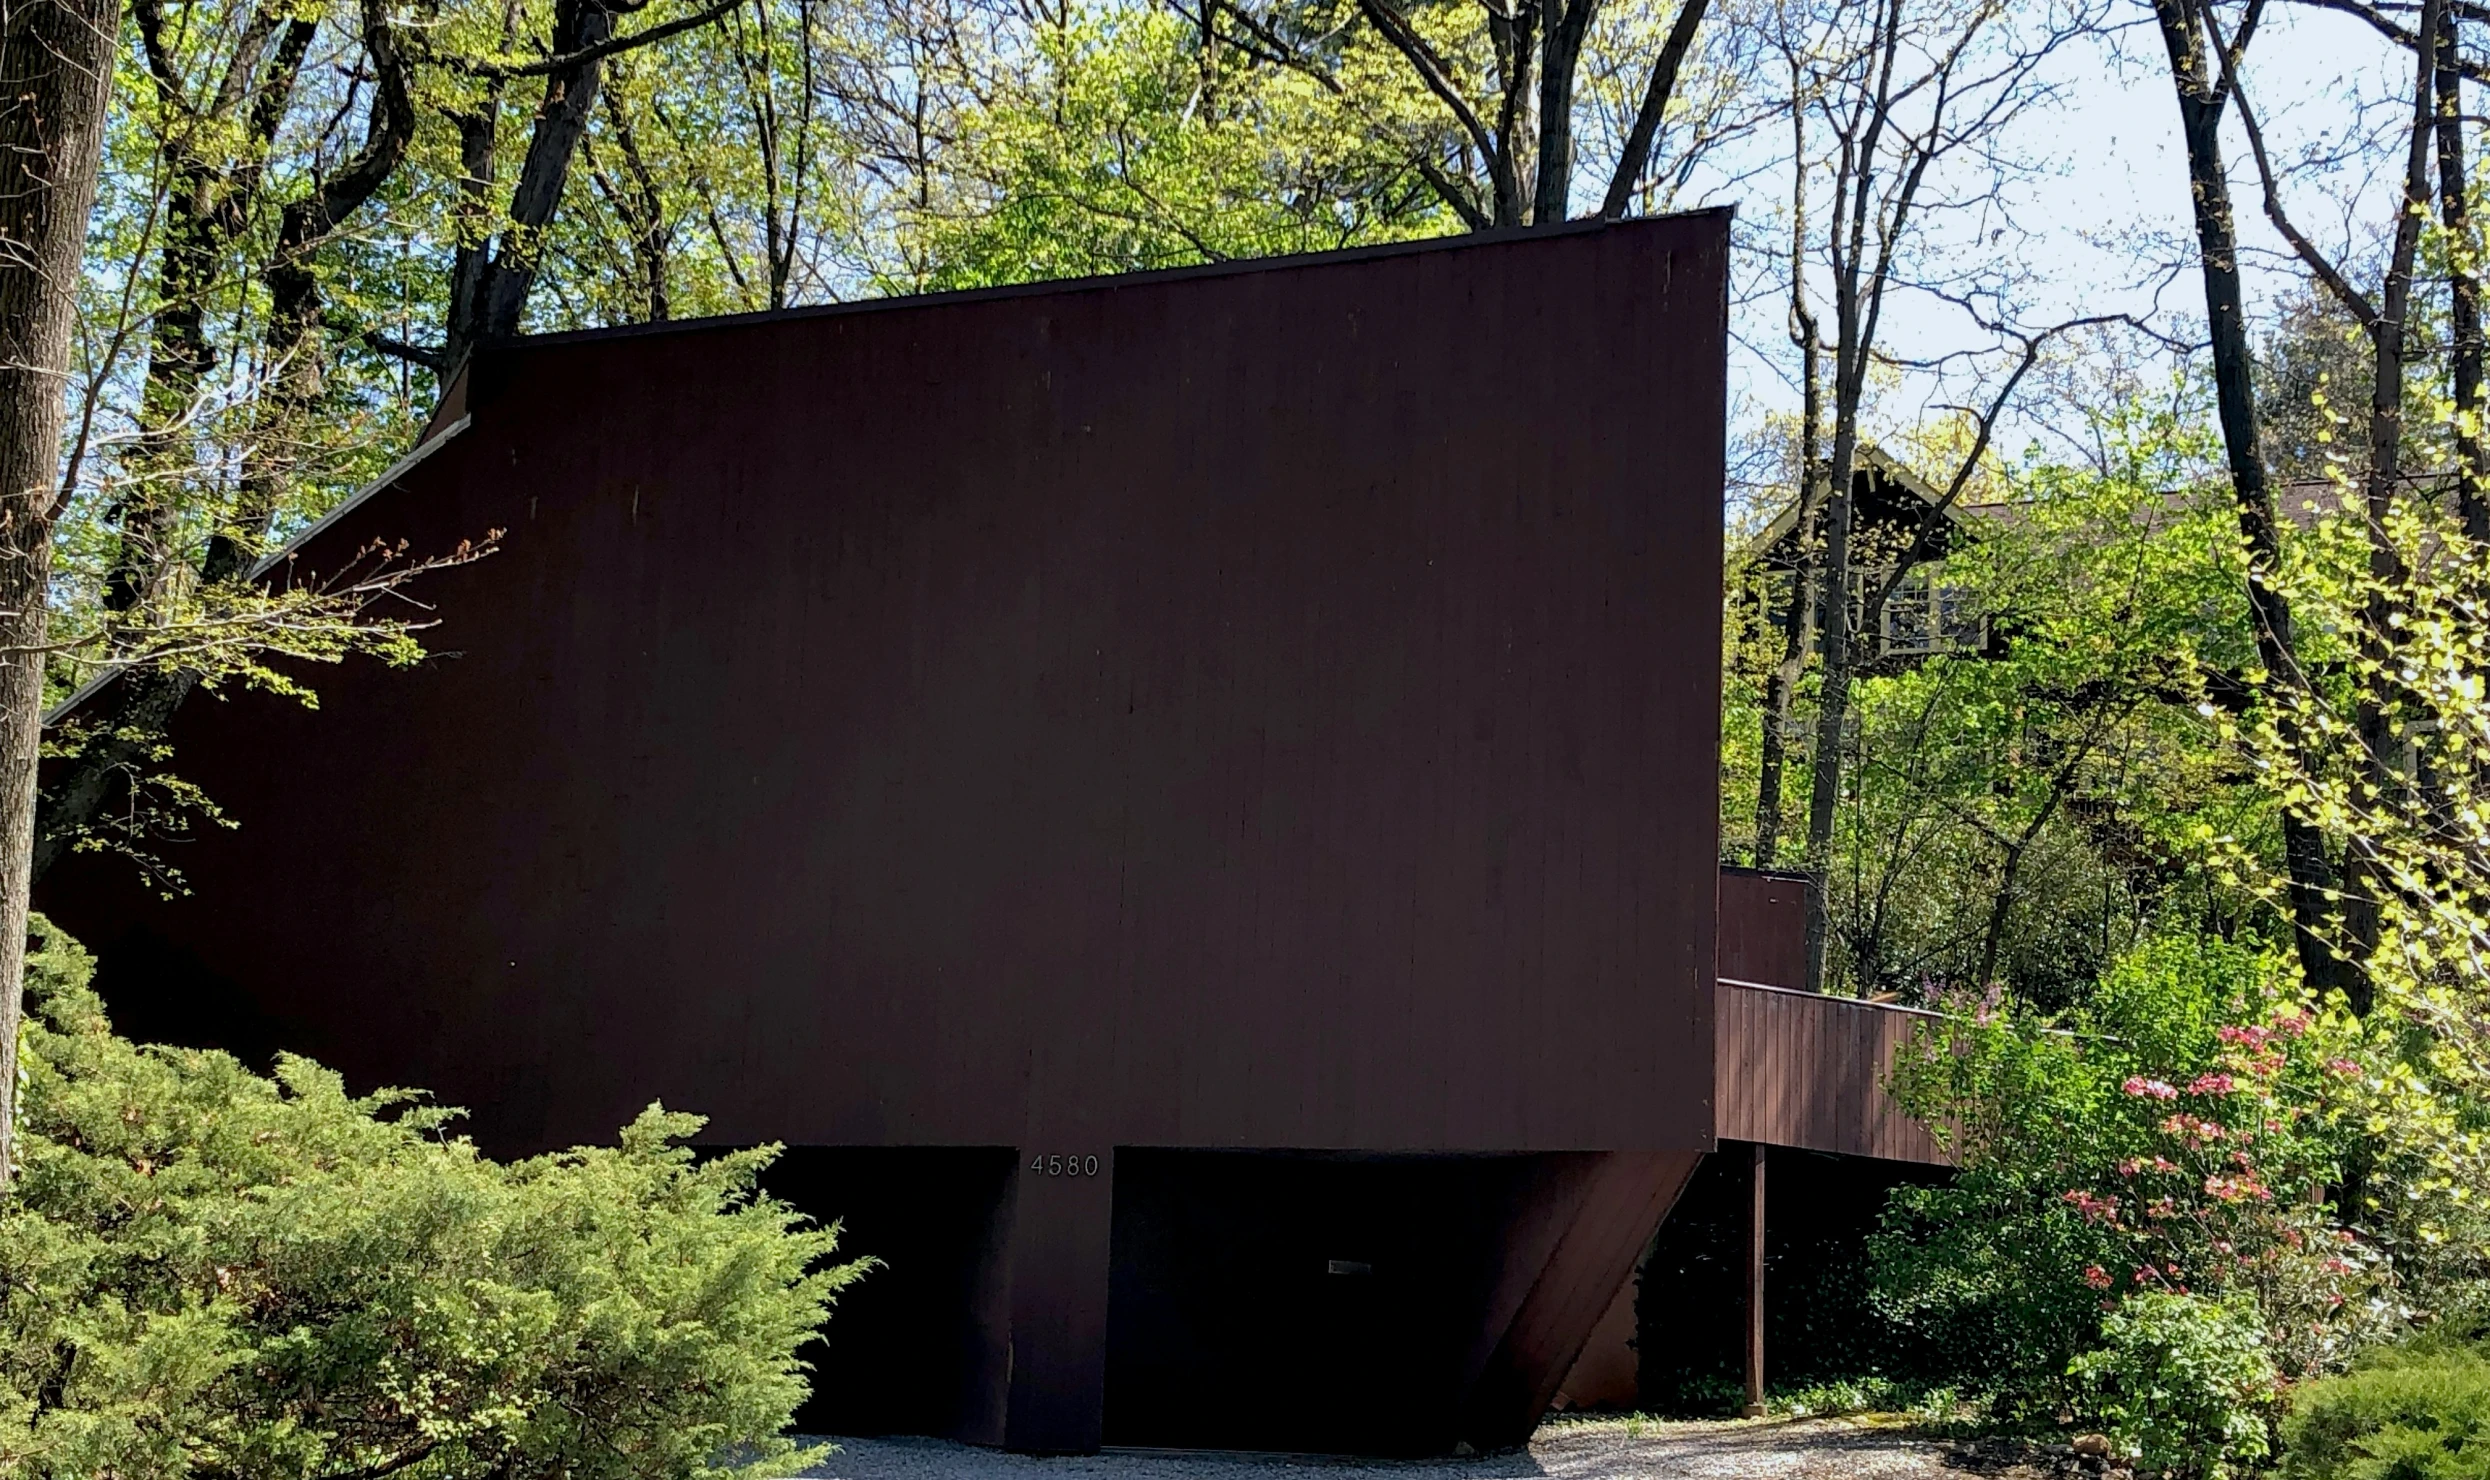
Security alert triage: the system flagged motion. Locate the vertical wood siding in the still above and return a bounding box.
[1716,868,1810,991]
[1715,982,1949,1165]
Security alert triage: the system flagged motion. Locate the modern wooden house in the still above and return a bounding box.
[39,214,1944,1456]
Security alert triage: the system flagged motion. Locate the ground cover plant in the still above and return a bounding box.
[2284,1318,2490,1480]
[0,916,864,1479]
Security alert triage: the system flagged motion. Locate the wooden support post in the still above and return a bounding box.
[1002,1146,1117,1453]
[1743,1142,1766,1418]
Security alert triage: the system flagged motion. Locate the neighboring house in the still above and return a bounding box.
[1744,446,1994,664]
[39,220,1943,1456]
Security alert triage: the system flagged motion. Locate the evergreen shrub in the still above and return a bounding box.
[2285,1336,2490,1480]
[0,916,865,1479]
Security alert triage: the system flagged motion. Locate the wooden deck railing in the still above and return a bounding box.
[1714,979,1951,1165]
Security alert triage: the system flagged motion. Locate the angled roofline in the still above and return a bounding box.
[481,210,1737,358]
[1741,443,1984,559]
[42,413,475,729]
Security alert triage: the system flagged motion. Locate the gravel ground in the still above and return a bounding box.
[792,1418,2059,1480]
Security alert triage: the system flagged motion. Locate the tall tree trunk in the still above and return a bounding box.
[1801,410,1859,989]
[1531,0,1595,224]
[107,6,316,622]
[2149,0,2349,999]
[2337,4,2442,1007]
[446,99,505,370]
[1596,0,1710,220]
[1799,0,1912,993]
[1756,74,1822,870]
[0,0,121,1191]
[2440,7,2486,542]
[1754,446,1821,869]
[35,0,417,879]
[479,0,617,341]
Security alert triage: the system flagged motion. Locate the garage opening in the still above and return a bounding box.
[759,1146,1017,1439]
[1101,1149,1547,1455]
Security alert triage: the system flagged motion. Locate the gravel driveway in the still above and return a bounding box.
[794,1418,2052,1479]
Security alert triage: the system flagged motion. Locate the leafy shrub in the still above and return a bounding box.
[2068,1292,2279,1478]
[0,916,866,1479]
[1875,935,2382,1419]
[2284,1341,2490,1480]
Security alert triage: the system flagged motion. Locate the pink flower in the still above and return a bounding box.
[2125,1076,2180,1100]
[2189,1073,2237,1096]
[2162,1113,2226,1145]
[2326,1058,2362,1077]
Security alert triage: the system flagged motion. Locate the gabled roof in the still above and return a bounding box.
[1746,445,1986,561]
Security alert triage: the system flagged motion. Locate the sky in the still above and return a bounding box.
[1680,0,2432,503]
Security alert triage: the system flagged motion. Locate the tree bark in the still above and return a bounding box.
[2439,7,2486,541]
[1800,403,1860,989]
[2149,0,2349,998]
[0,0,122,1190]
[1756,70,1821,870]
[107,4,316,621]
[2336,0,2442,1005]
[1597,0,1709,220]
[35,0,418,878]
[478,0,618,341]
[1531,0,1596,223]
[1755,453,1822,869]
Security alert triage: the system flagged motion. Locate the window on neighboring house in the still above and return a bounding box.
[1848,564,1985,657]
[1756,563,1985,658]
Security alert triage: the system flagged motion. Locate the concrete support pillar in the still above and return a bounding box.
[1743,1142,1766,1418]
[1001,1145,1117,1453]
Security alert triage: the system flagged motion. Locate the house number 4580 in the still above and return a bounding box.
[1030,1153,1100,1178]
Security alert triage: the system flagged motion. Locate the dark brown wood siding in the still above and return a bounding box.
[44,217,1728,1161]
[38,218,1734,1454]
[1717,866,1809,990]
[1714,983,1948,1165]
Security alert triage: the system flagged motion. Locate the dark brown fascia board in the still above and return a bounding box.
[491,209,1736,357]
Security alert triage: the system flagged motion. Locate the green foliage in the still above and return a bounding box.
[902,1,1446,290]
[0,917,864,1480]
[1874,934,2382,1419]
[2068,1292,2279,1478]
[1736,403,2265,1004]
[2284,1341,2490,1480]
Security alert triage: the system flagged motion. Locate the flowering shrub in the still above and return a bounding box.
[2068,1292,2279,1478]
[1874,935,2387,1418]
[2057,996,2385,1381]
